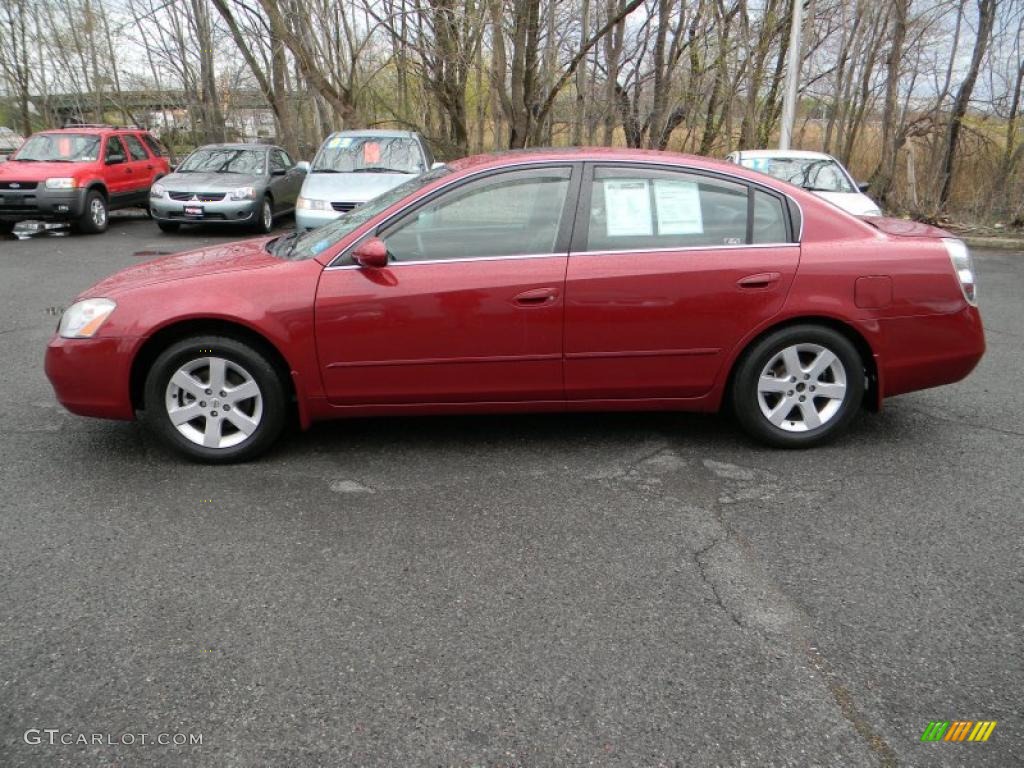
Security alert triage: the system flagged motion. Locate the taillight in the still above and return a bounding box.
[942,238,977,306]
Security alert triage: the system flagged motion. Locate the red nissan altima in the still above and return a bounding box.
[45,148,984,462]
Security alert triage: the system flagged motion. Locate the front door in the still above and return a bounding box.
[315,165,578,404]
[564,164,800,400]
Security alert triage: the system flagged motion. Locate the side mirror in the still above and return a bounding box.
[353,237,389,268]
[430,162,446,171]
[294,161,310,173]
[857,181,870,193]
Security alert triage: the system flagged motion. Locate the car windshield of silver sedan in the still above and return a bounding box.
[268,166,451,261]
[178,148,266,174]
[741,157,855,194]
[13,133,100,162]
[311,136,424,175]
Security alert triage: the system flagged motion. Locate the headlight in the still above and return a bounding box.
[150,182,166,198]
[58,298,117,339]
[228,187,256,201]
[45,177,77,189]
[297,196,331,211]
[943,238,977,306]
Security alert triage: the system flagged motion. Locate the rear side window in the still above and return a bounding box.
[122,134,149,161]
[586,167,748,250]
[751,190,788,244]
[142,133,170,158]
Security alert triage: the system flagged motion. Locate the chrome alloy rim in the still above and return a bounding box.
[90,198,107,227]
[165,357,263,448]
[262,201,272,229]
[757,343,847,432]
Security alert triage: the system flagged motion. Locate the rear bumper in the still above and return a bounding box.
[44,335,137,420]
[0,187,88,220]
[874,305,985,399]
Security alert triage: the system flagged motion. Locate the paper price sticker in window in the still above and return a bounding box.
[654,180,703,235]
[363,142,381,163]
[603,179,654,237]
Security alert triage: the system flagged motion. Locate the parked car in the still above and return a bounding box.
[150,143,307,233]
[295,129,434,231]
[45,148,983,462]
[0,125,171,233]
[0,126,24,160]
[725,149,882,216]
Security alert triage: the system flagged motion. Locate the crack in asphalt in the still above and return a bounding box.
[692,537,745,629]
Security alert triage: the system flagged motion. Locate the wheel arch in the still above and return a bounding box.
[129,318,297,417]
[84,181,108,199]
[721,314,880,412]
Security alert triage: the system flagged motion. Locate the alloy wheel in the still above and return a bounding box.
[164,356,263,449]
[90,198,107,228]
[756,343,848,432]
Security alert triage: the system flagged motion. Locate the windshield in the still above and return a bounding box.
[13,133,100,162]
[277,166,451,261]
[311,136,424,174]
[738,156,855,194]
[178,148,266,174]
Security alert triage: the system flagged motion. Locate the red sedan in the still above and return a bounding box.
[45,148,984,462]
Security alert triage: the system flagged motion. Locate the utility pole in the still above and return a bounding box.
[778,0,804,149]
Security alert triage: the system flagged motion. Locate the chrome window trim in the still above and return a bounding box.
[324,252,562,271]
[570,243,800,257]
[326,157,804,269]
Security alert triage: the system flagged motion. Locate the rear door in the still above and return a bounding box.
[121,133,155,201]
[314,164,579,405]
[564,163,800,400]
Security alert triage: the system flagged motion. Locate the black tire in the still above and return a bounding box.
[731,324,864,448]
[157,221,181,233]
[252,196,274,234]
[0,220,13,234]
[76,189,108,234]
[142,335,287,463]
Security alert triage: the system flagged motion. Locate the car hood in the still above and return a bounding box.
[160,172,265,190]
[0,160,90,180]
[82,239,281,297]
[861,216,954,239]
[813,191,881,216]
[300,171,414,203]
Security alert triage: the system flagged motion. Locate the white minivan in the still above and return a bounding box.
[296,129,436,231]
[726,149,882,217]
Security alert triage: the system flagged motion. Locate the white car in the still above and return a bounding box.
[725,149,882,217]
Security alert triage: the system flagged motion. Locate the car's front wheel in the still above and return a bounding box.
[143,335,287,462]
[77,190,108,234]
[252,196,273,234]
[732,325,864,448]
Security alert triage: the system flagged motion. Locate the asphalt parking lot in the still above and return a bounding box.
[1,212,1021,767]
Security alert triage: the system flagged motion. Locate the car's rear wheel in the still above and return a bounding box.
[157,221,180,233]
[252,196,273,234]
[142,335,287,462]
[732,325,864,448]
[77,190,108,234]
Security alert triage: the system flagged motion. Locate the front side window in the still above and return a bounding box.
[14,133,100,162]
[105,137,127,163]
[122,134,149,161]
[380,167,572,262]
[178,148,266,175]
[586,167,748,250]
[311,135,425,175]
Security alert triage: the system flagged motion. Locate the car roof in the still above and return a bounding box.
[38,126,146,135]
[330,129,420,139]
[191,143,275,151]
[729,149,838,161]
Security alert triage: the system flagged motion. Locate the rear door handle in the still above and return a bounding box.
[513,287,558,305]
[737,272,781,289]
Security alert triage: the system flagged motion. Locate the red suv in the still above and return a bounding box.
[0,125,171,234]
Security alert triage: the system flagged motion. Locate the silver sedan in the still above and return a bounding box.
[150,143,308,234]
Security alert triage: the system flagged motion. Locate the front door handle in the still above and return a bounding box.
[737,272,781,289]
[513,287,558,305]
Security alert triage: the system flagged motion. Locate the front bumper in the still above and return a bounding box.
[150,196,259,225]
[295,207,344,232]
[44,335,137,421]
[0,186,88,221]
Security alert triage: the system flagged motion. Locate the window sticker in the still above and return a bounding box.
[309,239,331,256]
[603,179,653,237]
[654,180,703,235]
[363,142,381,163]
[741,157,770,172]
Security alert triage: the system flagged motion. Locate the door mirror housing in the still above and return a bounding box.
[430,162,446,171]
[857,180,870,193]
[294,160,310,173]
[353,237,389,268]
